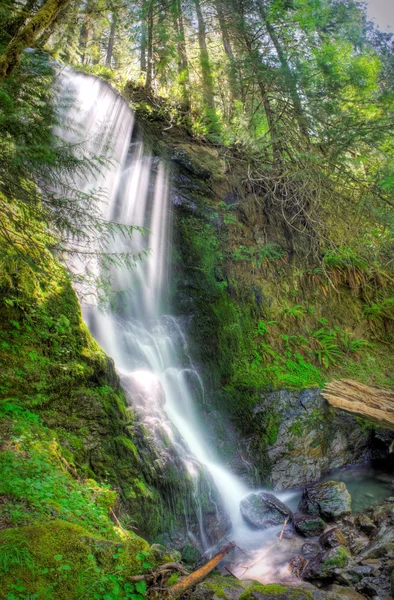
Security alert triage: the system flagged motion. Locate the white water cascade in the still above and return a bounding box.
[57,70,304,583]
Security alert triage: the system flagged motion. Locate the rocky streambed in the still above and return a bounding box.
[189,474,394,600]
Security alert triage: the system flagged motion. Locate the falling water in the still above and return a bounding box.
[55,71,311,583]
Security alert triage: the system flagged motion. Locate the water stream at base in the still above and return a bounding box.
[57,71,393,585]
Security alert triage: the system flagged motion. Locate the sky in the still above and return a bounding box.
[366,0,394,31]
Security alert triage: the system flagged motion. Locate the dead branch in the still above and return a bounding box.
[129,562,189,583]
[165,542,235,599]
[279,517,289,541]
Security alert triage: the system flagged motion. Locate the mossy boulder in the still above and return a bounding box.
[303,546,350,580]
[299,482,352,521]
[293,513,326,538]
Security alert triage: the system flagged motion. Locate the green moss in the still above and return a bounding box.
[0,520,152,600]
[322,547,350,572]
[239,584,313,600]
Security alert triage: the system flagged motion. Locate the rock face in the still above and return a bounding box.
[299,481,352,520]
[251,388,376,490]
[240,492,292,529]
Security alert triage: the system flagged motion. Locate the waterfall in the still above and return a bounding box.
[56,70,302,582]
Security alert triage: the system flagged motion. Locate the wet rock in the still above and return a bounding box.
[189,579,331,600]
[289,555,308,578]
[369,498,394,528]
[240,492,292,529]
[319,528,348,549]
[356,514,377,535]
[303,546,350,580]
[293,512,326,537]
[335,519,369,555]
[299,481,352,520]
[151,543,182,563]
[356,575,392,599]
[181,543,202,565]
[302,543,321,557]
[333,565,374,586]
[357,526,394,560]
[327,584,368,600]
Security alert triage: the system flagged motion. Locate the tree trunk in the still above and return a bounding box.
[214,0,239,104]
[105,12,117,68]
[4,0,40,40]
[194,0,215,114]
[145,0,154,91]
[173,0,190,110]
[140,22,147,77]
[257,0,309,141]
[322,379,394,432]
[167,542,235,598]
[242,26,280,163]
[0,0,72,82]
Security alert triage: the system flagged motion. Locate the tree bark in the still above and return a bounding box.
[214,0,239,104]
[322,379,394,432]
[167,542,235,598]
[0,0,72,82]
[194,0,215,114]
[4,0,40,40]
[144,0,154,91]
[172,0,190,109]
[140,22,147,77]
[105,12,117,68]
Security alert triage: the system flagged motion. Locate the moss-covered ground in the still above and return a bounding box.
[0,252,186,599]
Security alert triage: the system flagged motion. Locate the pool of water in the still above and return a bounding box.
[321,463,393,513]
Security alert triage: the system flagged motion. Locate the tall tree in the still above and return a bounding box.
[172,0,190,109]
[256,0,310,141]
[0,0,72,81]
[105,11,117,67]
[194,0,216,116]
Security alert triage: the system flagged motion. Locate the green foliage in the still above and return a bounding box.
[232,244,285,270]
[0,52,147,300]
[283,305,307,319]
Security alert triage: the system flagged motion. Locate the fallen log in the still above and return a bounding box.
[321,379,394,434]
[165,541,235,599]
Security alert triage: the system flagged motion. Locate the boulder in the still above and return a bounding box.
[299,481,352,520]
[319,528,348,549]
[326,584,367,600]
[357,525,394,560]
[240,492,292,529]
[181,542,202,565]
[355,514,376,535]
[303,546,350,580]
[289,555,308,578]
[302,543,321,557]
[293,513,326,537]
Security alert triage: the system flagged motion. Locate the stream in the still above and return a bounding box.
[57,70,393,584]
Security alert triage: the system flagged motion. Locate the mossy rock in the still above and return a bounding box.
[190,579,322,600]
[0,520,152,600]
[239,584,315,600]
